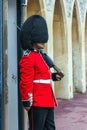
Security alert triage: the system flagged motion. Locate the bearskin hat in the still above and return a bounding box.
[20,15,48,50]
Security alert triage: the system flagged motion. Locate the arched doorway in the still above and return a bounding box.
[72,4,80,92]
[27,0,41,16]
[27,0,47,52]
[53,0,66,98]
[25,1,41,129]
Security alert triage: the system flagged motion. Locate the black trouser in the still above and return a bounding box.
[28,107,55,130]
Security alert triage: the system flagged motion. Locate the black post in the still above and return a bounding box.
[0,0,4,130]
[17,0,24,130]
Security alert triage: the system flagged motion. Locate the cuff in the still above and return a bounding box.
[22,101,31,107]
[52,73,61,81]
[22,93,33,107]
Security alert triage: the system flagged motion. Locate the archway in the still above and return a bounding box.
[27,0,47,52]
[53,0,66,98]
[72,4,80,92]
[27,0,41,16]
[25,1,41,129]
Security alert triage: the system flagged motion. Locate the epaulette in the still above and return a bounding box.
[23,49,30,56]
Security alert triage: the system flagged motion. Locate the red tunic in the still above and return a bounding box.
[19,51,57,107]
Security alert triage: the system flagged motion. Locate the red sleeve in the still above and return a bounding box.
[19,55,34,107]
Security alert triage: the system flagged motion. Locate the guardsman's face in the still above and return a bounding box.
[33,43,46,49]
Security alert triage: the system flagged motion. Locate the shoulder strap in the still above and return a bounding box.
[23,49,30,56]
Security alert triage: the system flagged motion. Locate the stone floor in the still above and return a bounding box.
[5,91,87,130]
[54,92,87,130]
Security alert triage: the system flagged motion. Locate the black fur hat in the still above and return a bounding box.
[20,15,48,50]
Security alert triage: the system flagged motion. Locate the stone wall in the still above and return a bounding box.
[27,0,87,99]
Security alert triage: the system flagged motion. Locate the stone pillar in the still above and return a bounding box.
[53,0,75,99]
[65,22,73,98]
[85,16,87,87]
[74,0,87,92]
[44,0,55,58]
[77,24,86,92]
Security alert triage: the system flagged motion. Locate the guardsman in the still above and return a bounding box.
[19,15,63,130]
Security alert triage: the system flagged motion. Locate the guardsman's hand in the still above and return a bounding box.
[56,74,62,79]
[24,107,31,111]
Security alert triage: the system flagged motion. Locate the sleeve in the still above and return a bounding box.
[19,55,34,107]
